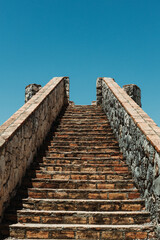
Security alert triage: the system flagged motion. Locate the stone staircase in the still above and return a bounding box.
[0,105,156,239]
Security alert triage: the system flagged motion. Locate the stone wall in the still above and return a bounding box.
[0,76,69,222]
[97,77,160,227]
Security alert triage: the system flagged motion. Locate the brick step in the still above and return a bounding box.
[17,210,150,225]
[28,188,140,200]
[48,146,120,153]
[62,113,107,117]
[30,179,135,190]
[54,129,114,135]
[51,136,116,142]
[65,108,104,115]
[22,198,145,211]
[54,132,113,136]
[60,116,108,120]
[38,163,129,172]
[56,123,111,129]
[66,106,102,110]
[57,122,110,127]
[50,139,119,145]
[31,170,132,180]
[41,157,125,165]
[50,142,119,148]
[47,152,121,158]
[9,223,155,239]
[65,109,104,113]
[59,119,109,124]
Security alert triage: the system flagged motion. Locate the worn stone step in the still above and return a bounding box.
[56,124,111,129]
[65,108,103,111]
[54,132,114,137]
[65,109,104,113]
[51,136,116,142]
[62,114,107,118]
[41,156,124,165]
[47,151,121,158]
[57,123,111,128]
[38,163,129,172]
[60,116,108,120]
[48,146,120,153]
[28,188,140,200]
[50,140,119,147]
[59,119,110,124]
[30,179,135,190]
[50,141,119,147]
[54,129,113,135]
[9,223,156,239]
[31,170,132,180]
[22,198,145,211]
[17,210,150,225]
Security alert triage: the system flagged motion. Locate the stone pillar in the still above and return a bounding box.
[25,84,42,103]
[123,84,142,107]
[96,78,102,105]
[64,77,69,105]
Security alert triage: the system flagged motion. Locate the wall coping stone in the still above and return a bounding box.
[102,77,160,153]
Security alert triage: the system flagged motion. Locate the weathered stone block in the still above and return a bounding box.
[123,84,141,107]
[25,83,42,103]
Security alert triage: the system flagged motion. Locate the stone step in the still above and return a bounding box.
[47,151,121,159]
[54,132,114,137]
[66,107,103,111]
[17,210,150,225]
[47,146,120,153]
[22,198,145,211]
[56,124,111,129]
[54,129,113,134]
[41,156,124,165]
[30,179,135,190]
[60,116,108,120]
[31,170,132,180]
[28,188,140,200]
[50,141,119,147]
[38,163,129,173]
[56,122,111,127]
[65,110,105,114]
[59,119,109,124]
[9,223,156,239]
[62,113,107,117]
[51,136,116,142]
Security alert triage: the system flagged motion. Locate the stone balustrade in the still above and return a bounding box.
[0,76,69,222]
[97,77,160,230]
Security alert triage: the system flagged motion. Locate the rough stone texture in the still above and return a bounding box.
[123,84,141,107]
[96,78,103,105]
[97,77,160,232]
[0,77,69,223]
[25,84,42,103]
[64,77,69,104]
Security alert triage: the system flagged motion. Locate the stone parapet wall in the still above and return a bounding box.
[97,77,160,226]
[0,76,69,222]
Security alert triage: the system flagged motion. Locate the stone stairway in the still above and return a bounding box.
[0,105,156,239]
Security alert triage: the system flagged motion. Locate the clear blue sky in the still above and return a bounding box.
[0,0,160,126]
